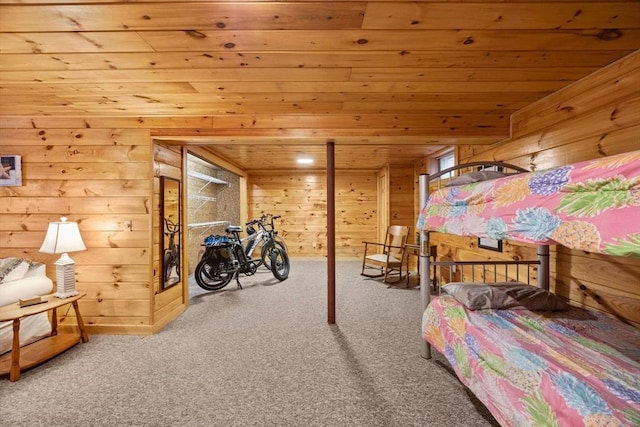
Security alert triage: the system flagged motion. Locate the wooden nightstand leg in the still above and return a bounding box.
[10,319,21,382]
[71,301,89,343]
[51,306,58,336]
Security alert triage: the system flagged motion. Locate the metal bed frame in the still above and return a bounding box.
[417,161,550,359]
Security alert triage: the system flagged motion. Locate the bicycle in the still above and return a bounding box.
[194,218,290,291]
[232,213,289,272]
[162,218,181,287]
[229,214,283,270]
[194,226,258,291]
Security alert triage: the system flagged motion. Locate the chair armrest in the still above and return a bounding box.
[362,241,385,256]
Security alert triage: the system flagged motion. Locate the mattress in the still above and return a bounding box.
[417,151,640,257]
[423,295,640,426]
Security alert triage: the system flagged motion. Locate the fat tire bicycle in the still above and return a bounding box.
[194,227,258,291]
[194,215,290,290]
[163,218,181,286]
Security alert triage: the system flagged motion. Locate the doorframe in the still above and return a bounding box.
[377,165,390,241]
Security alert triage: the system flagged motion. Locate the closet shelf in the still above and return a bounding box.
[188,221,229,229]
[188,171,229,191]
[189,194,216,202]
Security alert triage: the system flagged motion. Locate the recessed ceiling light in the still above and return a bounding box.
[297,158,314,165]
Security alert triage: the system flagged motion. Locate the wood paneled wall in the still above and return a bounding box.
[0,127,157,334]
[424,51,640,325]
[389,166,417,243]
[1,50,637,334]
[248,170,378,258]
[152,143,187,333]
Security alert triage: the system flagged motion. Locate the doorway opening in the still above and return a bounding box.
[186,154,241,278]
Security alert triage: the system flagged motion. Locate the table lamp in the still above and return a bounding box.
[39,216,87,298]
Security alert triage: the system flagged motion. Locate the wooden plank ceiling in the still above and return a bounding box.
[1,1,639,171]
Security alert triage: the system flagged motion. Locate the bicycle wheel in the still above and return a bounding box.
[274,235,288,252]
[194,257,234,290]
[261,240,287,271]
[270,247,290,281]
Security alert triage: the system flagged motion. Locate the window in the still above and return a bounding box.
[438,152,455,178]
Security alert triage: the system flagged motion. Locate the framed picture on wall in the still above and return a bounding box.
[478,237,503,252]
[0,155,22,187]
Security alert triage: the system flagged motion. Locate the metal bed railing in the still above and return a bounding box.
[429,259,541,294]
[427,161,529,191]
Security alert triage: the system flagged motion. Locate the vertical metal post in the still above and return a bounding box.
[327,140,336,324]
[419,174,431,359]
[537,244,550,290]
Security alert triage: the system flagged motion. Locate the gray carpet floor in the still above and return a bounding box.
[0,260,498,427]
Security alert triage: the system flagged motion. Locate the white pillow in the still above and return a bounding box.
[0,258,30,283]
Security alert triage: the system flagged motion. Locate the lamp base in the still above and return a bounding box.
[53,290,80,299]
[54,254,79,299]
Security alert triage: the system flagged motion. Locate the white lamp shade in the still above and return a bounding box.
[39,217,87,254]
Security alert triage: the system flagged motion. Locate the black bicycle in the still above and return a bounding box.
[163,218,181,287]
[195,220,290,291]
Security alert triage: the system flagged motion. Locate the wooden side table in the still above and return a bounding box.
[404,244,438,288]
[404,244,421,287]
[0,293,88,382]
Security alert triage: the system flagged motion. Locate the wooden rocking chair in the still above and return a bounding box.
[361,225,410,284]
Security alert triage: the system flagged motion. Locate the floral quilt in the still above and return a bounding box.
[417,151,640,257]
[423,295,640,427]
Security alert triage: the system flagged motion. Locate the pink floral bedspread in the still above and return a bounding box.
[423,295,640,426]
[417,151,640,257]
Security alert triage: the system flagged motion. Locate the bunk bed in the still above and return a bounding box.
[416,150,640,427]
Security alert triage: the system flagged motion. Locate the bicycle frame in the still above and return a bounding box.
[241,221,267,260]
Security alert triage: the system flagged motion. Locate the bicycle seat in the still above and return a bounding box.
[226,225,242,233]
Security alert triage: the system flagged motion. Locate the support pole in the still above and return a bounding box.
[419,174,431,359]
[327,140,336,324]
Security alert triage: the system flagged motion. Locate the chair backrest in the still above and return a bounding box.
[386,225,409,257]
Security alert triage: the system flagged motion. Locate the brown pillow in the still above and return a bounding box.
[445,170,508,187]
[442,282,569,311]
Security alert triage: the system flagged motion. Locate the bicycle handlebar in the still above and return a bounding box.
[245,214,281,226]
[164,217,180,232]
